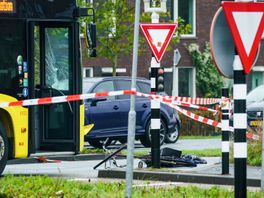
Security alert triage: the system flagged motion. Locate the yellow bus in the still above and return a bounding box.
[0,0,95,175]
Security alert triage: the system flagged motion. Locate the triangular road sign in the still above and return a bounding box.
[222,2,264,74]
[140,23,177,63]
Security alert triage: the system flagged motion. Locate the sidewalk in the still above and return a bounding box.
[4,154,261,187]
[98,157,262,187]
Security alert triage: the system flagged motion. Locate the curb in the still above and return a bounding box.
[98,169,260,187]
[7,154,107,165]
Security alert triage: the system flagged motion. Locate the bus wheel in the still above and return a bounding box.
[0,122,8,176]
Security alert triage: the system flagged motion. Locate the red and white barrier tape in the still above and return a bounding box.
[246,132,261,141]
[137,93,222,105]
[158,99,259,141]
[136,92,219,113]
[159,100,222,128]
[221,126,260,141]
[0,89,258,141]
[0,90,136,108]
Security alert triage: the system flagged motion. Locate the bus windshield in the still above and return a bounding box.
[0,19,25,98]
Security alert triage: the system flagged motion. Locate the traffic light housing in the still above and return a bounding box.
[85,22,97,57]
[156,68,165,93]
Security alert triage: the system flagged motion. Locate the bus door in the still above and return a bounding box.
[28,21,80,152]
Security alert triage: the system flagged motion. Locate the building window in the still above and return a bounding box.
[83,67,94,78]
[101,67,127,76]
[178,67,196,97]
[168,0,196,38]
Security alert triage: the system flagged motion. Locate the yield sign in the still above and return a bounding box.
[140,23,177,62]
[222,2,264,74]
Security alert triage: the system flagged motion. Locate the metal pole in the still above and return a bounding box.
[233,55,247,198]
[261,107,264,191]
[150,11,161,168]
[125,0,140,197]
[172,49,181,97]
[221,88,229,175]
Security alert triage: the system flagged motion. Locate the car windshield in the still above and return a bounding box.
[247,85,264,105]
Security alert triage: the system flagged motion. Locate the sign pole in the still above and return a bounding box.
[142,0,177,168]
[212,2,264,197]
[233,55,247,198]
[143,0,167,169]
[150,11,161,168]
[221,88,229,175]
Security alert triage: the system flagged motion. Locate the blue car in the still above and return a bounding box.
[83,77,181,148]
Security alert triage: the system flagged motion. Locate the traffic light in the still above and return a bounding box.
[85,22,97,57]
[156,68,165,93]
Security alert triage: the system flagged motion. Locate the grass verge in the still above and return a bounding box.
[81,148,105,154]
[120,148,221,158]
[182,148,221,157]
[230,141,262,166]
[0,175,262,198]
[179,135,221,140]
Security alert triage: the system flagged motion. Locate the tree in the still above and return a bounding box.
[187,42,224,98]
[78,0,190,76]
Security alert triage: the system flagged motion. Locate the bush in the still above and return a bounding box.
[248,141,262,166]
[230,141,262,166]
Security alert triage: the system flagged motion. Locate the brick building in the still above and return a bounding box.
[82,0,264,96]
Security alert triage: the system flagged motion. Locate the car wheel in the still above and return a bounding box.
[87,138,113,149]
[165,124,180,143]
[0,122,8,176]
[140,119,166,147]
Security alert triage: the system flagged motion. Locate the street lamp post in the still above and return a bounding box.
[172,49,181,96]
[143,0,167,168]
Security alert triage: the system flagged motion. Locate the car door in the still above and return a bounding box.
[115,79,148,133]
[86,80,120,137]
[136,81,151,131]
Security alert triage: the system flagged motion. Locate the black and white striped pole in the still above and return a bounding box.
[233,54,247,198]
[221,88,230,175]
[143,0,167,169]
[150,62,161,168]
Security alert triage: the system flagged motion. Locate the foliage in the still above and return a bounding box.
[0,175,262,197]
[187,43,224,98]
[180,135,221,140]
[81,148,105,154]
[78,0,191,76]
[182,148,221,157]
[230,140,262,166]
[121,148,221,158]
[247,141,262,166]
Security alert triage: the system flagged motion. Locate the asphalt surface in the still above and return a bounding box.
[2,138,262,189]
[85,138,222,151]
[4,138,221,177]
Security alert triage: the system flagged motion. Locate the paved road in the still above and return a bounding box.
[166,138,221,150]
[85,138,221,151]
[3,139,221,177]
[3,158,142,178]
